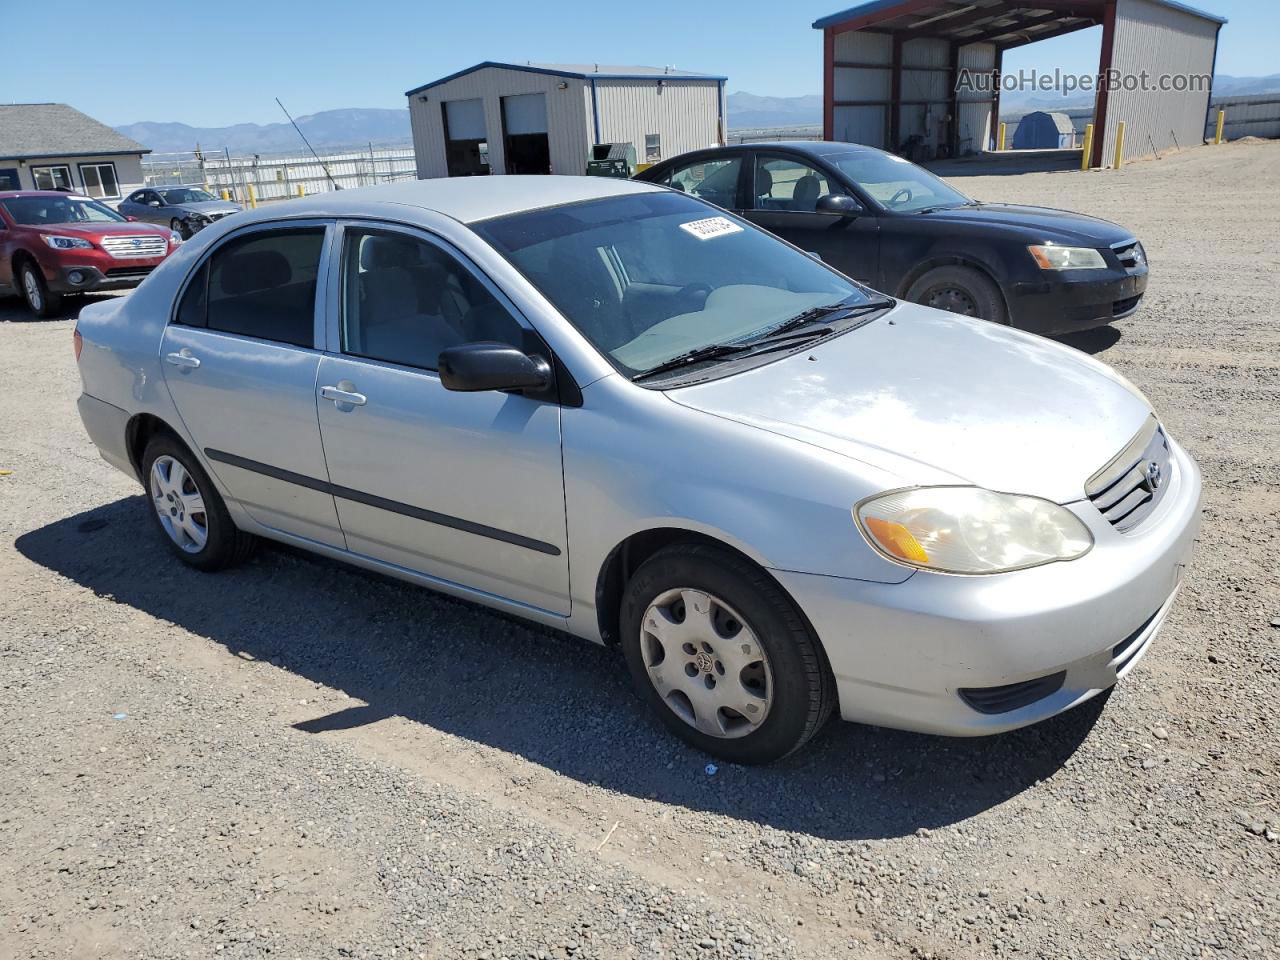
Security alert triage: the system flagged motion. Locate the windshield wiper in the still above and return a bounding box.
[631,341,756,381]
[748,297,895,345]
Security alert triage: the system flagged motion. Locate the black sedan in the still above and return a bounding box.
[635,142,1147,335]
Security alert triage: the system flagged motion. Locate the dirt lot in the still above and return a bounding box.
[1,141,1277,960]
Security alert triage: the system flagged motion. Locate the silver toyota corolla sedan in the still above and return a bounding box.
[74,176,1201,763]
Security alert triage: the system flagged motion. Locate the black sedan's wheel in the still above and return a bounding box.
[170,218,191,240]
[620,543,836,764]
[20,261,62,319]
[906,265,1007,324]
[141,435,257,571]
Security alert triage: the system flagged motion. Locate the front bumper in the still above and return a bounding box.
[773,437,1202,737]
[1008,267,1148,335]
[46,259,165,294]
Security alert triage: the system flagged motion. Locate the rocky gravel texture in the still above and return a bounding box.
[1,141,1277,960]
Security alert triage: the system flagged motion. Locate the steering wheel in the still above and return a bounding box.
[888,187,914,207]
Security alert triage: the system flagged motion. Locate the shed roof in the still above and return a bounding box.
[0,103,150,160]
[812,0,1225,40]
[406,62,726,97]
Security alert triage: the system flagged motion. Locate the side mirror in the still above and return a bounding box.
[816,194,862,217]
[438,342,552,393]
[148,200,161,207]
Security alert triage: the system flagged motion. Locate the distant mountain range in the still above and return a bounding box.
[115,75,1280,153]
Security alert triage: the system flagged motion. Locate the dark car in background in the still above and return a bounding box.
[636,142,1148,334]
[118,185,241,239]
[0,191,178,318]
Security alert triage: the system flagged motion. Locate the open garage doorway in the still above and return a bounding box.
[501,93,551,175]
[443,98,490,177]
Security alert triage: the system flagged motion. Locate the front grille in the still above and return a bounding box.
[100,234,168,259]
[1086,416,1172,532]
[1113,294,1143,316]
[104,266,155,279]
[1112,239,1146,271]
[959,671,1067,715]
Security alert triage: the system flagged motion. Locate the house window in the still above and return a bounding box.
[79,162,121,200]
[645,134,662,162]
[31,165,73,191]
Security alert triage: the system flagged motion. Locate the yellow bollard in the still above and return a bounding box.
[1113,121,1125,169]
[247,184,257,209]
[296,184,305,198]
[220,189,230,201]
[1080,123,1094,170]
[1215,109,1225,144]
[997,122,1007,151]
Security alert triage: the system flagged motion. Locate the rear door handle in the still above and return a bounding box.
[165,350,200,369]
[320,383,367,407]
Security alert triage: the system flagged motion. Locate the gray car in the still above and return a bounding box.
[119,185,241,239]
[73,176,1201,763]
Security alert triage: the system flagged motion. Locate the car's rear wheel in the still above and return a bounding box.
[906,265,1007,324]
[170,218,191,240]
[142,435,256,571]
[20,261,62,319]
[620,543,835,763]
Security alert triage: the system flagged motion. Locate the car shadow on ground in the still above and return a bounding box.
[1051,325,1122,355]
[0,292,120,323]
[17,497,1106,841]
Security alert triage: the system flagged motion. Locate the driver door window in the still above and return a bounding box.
[664,156,742,210]
[751,156,841,212]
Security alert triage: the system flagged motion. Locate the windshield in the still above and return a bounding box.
[829,151,971,213]
[473,192,870,378]
[160,188,216,204]
[1,195,126,225]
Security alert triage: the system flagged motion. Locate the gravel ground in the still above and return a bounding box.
[1,141,1277,960]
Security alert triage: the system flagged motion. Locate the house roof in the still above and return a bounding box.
[812,0,1226,34]
[0,103,150,160]
[405,61,726,97]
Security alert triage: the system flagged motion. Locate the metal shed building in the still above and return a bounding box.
[405,62,726,179]
[812,0,1225,166]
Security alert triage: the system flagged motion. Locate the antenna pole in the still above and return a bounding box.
[275,97,341,191]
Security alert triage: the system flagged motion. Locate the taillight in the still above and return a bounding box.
[73,328,83,362]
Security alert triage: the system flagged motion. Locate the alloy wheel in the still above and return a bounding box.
[639,588,773,738]
[149,455,209,553]
[22,268,42,312]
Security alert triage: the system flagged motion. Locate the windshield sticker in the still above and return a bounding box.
[679,216,743,240]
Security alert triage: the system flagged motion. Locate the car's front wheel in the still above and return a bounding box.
[620,544,836,763]
[19,261,62,319]
[142,435,256,571]
[905,265,1007,324]
[170,218,191,240]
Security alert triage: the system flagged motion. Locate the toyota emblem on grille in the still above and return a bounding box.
[1145,460,1163,490]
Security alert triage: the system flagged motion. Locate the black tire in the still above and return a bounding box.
[141,434,257,571]
[19,260,62,319]
[170,218,191,240]
[620,543,836,764]
[905,264,1007,324]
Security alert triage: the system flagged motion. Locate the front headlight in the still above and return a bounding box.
[41,234,93,250]
[1027,244,1107,270]
[855,486,1093,575]
[169,231,183,245]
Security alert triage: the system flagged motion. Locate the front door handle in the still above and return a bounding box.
[320,382,367,407]
[165,349,200,369]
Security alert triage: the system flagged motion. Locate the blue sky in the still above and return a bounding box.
[1,0,1272,127]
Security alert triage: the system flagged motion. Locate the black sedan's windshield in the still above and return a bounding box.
[1,195,126,225]
[829,151,972,213]
[473,192,872,378]
[161,188,216,204]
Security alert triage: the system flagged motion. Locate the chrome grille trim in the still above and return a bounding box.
[1086,415,1172,532]
[1111,238,1146,271]
[100,234,168,259]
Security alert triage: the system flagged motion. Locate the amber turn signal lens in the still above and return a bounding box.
[863,516,931,565]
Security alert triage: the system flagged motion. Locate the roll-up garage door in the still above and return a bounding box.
[501,93,551,175]
[442,98,489,176]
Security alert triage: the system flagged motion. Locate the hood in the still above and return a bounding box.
[179,200,242,215]
[667,302,1152,504]
[41,221,170,238]
[921,202,1135,246]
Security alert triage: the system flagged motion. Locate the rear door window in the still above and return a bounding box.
[198,229,325,347]
[663,156,742,209]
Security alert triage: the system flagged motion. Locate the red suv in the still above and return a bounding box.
[0,190,179,318]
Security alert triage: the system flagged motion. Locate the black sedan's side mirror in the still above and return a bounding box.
[148,200,162,207]
[816,194,862,217]
[438,342,552,393]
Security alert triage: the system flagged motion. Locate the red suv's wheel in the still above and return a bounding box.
[20,260,62,319]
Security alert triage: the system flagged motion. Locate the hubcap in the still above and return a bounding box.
[149,455,208,553]
[23,270,42,310]
[640,588,772,739]
[925,286,978,317]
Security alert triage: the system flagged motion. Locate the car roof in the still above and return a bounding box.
[0,190,98,200]
[228,175,667,227]
[720,140,885,158]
